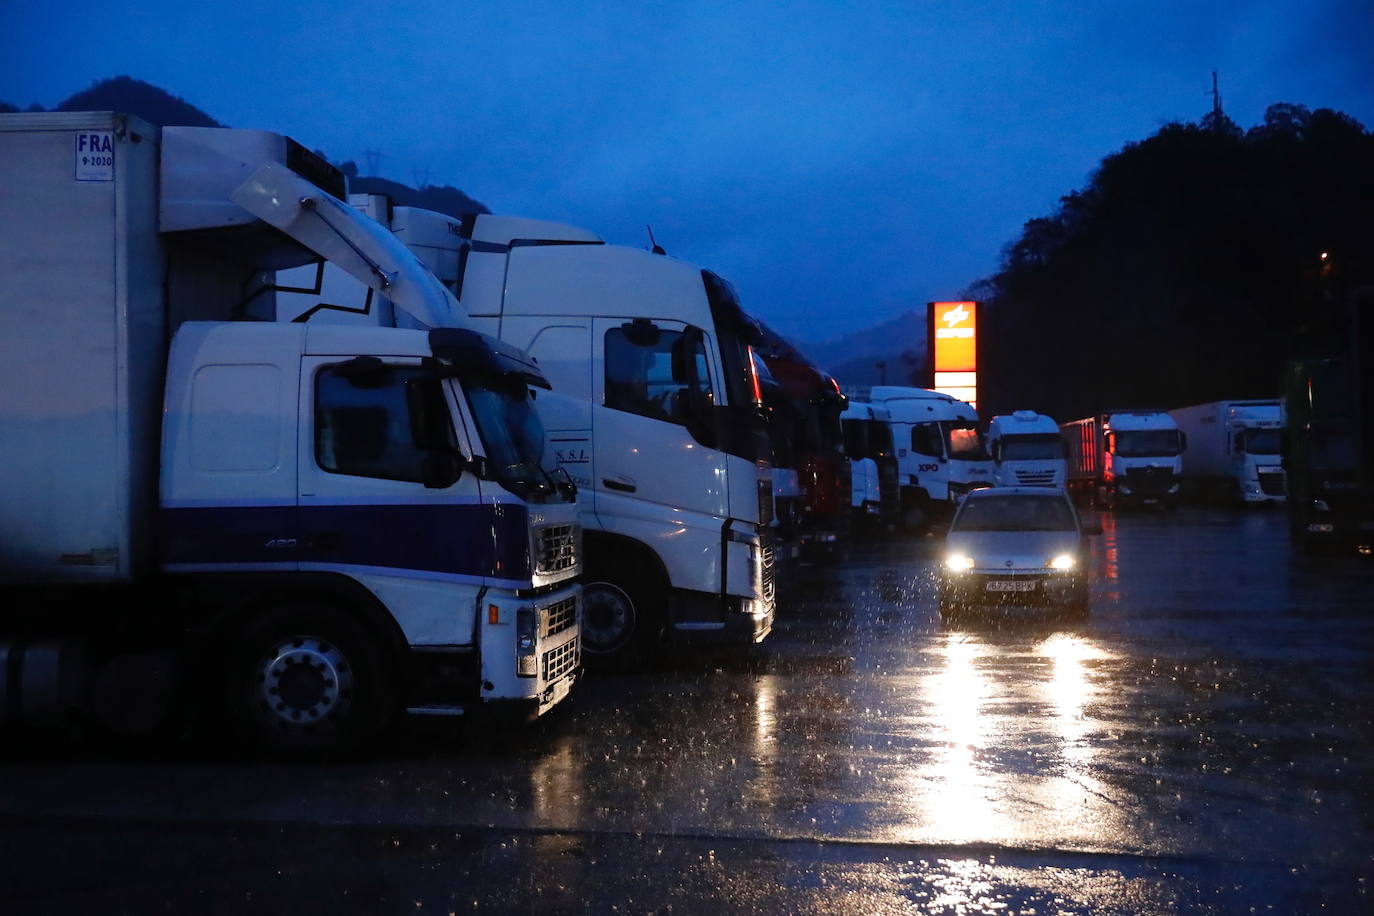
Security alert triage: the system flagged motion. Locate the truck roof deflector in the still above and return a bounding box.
[231,162,467,330]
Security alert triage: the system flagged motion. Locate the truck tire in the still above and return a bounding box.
[226,603,395,757]
[579,564,664,669]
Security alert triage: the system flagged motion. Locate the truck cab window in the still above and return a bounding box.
[316,365,450,482]
[912,423,943,457]
[604,327,714,425]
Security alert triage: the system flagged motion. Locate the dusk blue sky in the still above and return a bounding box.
[7,1,1373,343]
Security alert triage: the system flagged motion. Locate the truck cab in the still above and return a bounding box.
[1098,410,1185,508]
[987,410,1067,488]
[841,401,898,530]
[869,386,993,528]
[299,206,776,663]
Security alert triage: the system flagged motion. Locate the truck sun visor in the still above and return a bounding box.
[231,162,468,331]
[428,328,552,390]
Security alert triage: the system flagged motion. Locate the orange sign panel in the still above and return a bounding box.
[932,301,976,372]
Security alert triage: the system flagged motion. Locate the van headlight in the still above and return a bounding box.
[945,554,975,572]
[1047,554,1076,570]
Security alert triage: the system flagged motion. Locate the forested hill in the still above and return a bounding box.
[973,103,1374,421]
[2,76,488,218]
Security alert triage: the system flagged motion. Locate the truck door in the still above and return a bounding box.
[592,317,730,580]
[297,354,490,646]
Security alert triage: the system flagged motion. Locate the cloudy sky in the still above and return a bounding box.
[7,0,1373,342]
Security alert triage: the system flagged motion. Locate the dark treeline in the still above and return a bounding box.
[2,76,488,219]
[973,103,1374,422]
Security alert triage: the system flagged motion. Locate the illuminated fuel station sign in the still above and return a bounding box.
[927,300,978,408]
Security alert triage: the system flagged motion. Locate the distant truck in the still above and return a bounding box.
[1061,410,1185,509]
[1169,400,1285,504]
[0,113,581,752]
[841,401,898,530]
[1286,357,1374,552]
[986,410,1067,488]
[868,386,993,528]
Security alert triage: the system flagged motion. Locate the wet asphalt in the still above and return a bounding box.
[2,507,1372,914]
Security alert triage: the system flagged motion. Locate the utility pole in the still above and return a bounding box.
[363,149,384,177]
[875,360,887,385]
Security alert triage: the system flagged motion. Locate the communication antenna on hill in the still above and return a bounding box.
[646,224,666,256]
[1208,71,1224,119]
[363,148,385,176]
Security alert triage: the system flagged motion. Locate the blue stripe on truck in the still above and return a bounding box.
[160,503,532,579]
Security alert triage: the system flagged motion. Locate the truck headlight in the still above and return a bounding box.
[1168,483,1180,494]
[1117,484,1132,495]
[1312,499,1330,512]
[516,607,538,678]
[945,554,975,572]
[1047,554,1076,570]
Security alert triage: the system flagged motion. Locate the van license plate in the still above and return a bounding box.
[987,580,1035,592]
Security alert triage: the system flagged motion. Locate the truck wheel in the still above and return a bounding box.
[580,566,663,668]
[227,604,394,757]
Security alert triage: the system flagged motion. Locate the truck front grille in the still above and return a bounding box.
[535,524,579,575]
[1259,471,1286,496]
[1015,470,1057,486]
[542,636,578,682]
[541,595,578,639]
[760,542,777,604]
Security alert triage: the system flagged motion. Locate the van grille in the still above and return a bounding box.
[542,637,578,682]
[535,524,579,575]
[542,595,578,639]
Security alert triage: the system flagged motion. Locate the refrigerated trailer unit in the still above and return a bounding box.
[1169,400,1285,504]
[0,114,581,752]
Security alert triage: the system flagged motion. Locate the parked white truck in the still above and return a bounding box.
[1169,400,1286,504]
[869,386,993,527]
[1061,410,1185,509]
[986,410,1067,488]
[0,114,581,753]
[273,200,775,664]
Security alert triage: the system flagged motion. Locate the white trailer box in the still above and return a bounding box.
[1169,399,1285,503]
[1,113,169,583]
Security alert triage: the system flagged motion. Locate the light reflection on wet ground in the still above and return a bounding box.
[2,508,1373,911]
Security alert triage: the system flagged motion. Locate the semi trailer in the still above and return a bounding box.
[0,113,581,753]
[1169,400,1285,504]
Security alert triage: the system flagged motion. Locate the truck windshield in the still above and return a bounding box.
[1114,429,1182,458]
[869,420,894,458]
[1000,434,1066,461]
[1244,429,1281,455]
[464,380,562,503]
[953,495,1077,532]
[943,422,990,460]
